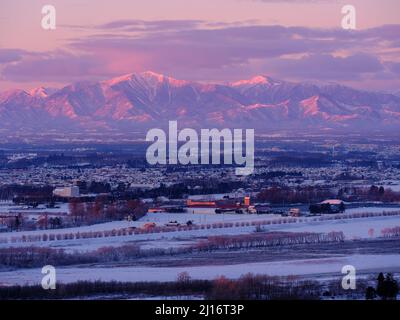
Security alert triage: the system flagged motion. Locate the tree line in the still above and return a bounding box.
[0,274,321,300]
[0,231,344,269]
[256,185,400,204]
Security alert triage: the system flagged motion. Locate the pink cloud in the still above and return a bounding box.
[1,22,399,91]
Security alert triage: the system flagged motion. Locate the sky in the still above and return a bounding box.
[0,0,399,91]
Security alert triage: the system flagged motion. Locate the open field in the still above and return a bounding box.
[1,207,400,290]
[1,249,399,286]
[1,209,400,252]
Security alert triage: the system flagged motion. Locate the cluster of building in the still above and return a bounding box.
[0,166,240,190]
[1,162,399,195]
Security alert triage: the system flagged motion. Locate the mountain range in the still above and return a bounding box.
[1,71,399,133]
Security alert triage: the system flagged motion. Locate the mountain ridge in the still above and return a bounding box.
[1,71,399,133]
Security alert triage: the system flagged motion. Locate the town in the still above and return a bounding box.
[0,133,399,300]
[0,134,400,232]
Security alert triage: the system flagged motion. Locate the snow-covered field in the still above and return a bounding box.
[1,209,400,252]
[0,202,69,214]
[2,206,400,238]
[1,254,399,286]
[1,207,399,288]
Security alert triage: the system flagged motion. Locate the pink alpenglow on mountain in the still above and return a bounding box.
[0,71,399,133]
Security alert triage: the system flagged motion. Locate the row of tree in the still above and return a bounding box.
[256,185,400,204]
[0,274,322,300]
[0,272,397,300]
[208,274,321,300]
[195,231,345,252]
[68,198,147,225]
[380,226,400,238]
[0,231,344,269]
[256,186,332,204]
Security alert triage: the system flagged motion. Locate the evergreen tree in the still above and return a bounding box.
[384,273,399,300]
[376,272,399,300]
[376,272,385,298]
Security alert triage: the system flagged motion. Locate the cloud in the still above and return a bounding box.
[357,25,400,43]
[1,51,105,82]
[1,21,399,89]
[98,19,204,32]
[70,25,355,70]
[386,61,400,75]
[0,49,25,64]
[264,53,385,81]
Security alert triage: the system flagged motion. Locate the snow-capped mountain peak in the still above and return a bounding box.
[29,87,50,98]
[0,71,399,133]
[231,75,279,87]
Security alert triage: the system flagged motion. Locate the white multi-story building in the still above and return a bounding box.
[53,186,80,198]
